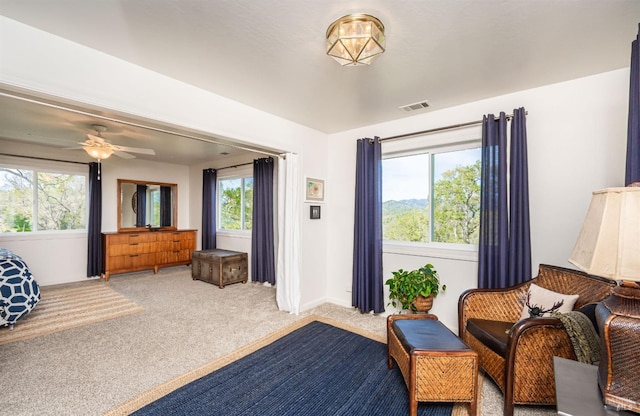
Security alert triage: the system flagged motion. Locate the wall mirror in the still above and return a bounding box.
[117,179,177,231]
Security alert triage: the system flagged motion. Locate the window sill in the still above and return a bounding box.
[216,230,251,240]
[0,230,88,242]
[383,241,478,262]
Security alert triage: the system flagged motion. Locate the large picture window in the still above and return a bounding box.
[218,175,253,231]
[0,165,88,233]
[382,145,481,246]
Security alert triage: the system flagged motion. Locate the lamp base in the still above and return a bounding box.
[596,281,640,412]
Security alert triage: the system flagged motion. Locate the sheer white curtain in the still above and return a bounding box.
[276,153,301,314]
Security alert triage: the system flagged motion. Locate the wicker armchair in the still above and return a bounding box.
[458,264,616,416]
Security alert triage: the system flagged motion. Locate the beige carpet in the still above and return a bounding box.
[0,282,144,345]
[0,267,554,416]
[105,315,390,416]
[106,314,477,416]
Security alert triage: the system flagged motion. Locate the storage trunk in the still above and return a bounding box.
[191,249,248,288]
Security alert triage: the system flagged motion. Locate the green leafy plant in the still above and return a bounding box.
[385,263,446,312]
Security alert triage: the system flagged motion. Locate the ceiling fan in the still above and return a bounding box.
[81,124,156,160]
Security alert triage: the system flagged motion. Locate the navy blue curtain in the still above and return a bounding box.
[508,108,532,285]
[202,169,217,250]
[627,26,640,186]
[478,113,509,289]
[87,162,103,277]
[352,137,384,313]
[478,110,531,288]
[160,186,172,227]
[136,184,146,227]
[251,157,275,284]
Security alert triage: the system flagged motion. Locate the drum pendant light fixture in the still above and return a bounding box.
[326,14,385,66]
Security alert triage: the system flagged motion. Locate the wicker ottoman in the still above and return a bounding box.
[387,314,479,416]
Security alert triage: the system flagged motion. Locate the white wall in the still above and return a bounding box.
[326,69,629,331]
[101,158,191,233]
[0,17,329,306]
[0,140,191,285]
[0,17,631,326]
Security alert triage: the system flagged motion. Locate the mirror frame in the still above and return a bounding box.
[117,179,178,232]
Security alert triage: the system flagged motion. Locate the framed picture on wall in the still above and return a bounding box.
[305,177,325,203]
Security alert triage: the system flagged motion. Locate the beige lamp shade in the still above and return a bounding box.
[569,187,640,281]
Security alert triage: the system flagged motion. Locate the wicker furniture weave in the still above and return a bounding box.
[387,314,479,416]
[458,264,616,416]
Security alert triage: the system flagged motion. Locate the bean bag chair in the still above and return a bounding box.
[0,248,40,327]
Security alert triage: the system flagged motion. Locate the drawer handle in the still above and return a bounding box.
[129,243,138,246]
[129,254,139,257]
[130,234,139,237]
[173,240,180,243]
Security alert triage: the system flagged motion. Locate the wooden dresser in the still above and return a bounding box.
[102,229,196,281]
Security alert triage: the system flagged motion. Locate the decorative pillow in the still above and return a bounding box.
[520,284,579,319]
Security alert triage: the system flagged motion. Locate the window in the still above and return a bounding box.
[382,145,481,246]
[218,175,253,231]
[0,164,88,233]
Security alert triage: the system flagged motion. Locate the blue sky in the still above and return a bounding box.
[382,148,480,202]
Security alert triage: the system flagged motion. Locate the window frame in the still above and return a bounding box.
[0,156,89,236]
[381,126,482,261]
[216,166,253,236]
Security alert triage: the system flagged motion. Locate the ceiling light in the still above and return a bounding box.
[83,145,113,160]
[326,14,385,66]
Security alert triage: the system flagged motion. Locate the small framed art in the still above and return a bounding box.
[310,205,321,220]
[305,177,325,203]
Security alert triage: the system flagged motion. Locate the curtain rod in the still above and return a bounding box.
[0,152,90,166]
[379,111,527,143]
[0,91,282,158]
[214,161,254,171]
[214,155,277,171]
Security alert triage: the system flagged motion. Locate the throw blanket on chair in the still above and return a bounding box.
[551,310,600,364]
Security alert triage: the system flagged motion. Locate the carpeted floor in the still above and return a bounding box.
[0,284,143,345]
[0,266,556,415]
[123,319,452,416]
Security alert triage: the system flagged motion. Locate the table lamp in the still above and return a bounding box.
[569,186,640,412]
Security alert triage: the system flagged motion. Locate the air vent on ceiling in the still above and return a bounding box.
[399,100,430,112]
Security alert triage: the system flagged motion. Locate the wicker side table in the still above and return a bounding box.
[387,314,479,416]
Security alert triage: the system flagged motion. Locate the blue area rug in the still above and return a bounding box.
[133,320,452,416]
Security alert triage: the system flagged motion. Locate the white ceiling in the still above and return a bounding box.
[1,0,639,164]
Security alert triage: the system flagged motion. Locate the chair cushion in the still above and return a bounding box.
[520,284,579,319]
[392,319,471,352]
[577,302,599,334]
[466,318,513,357]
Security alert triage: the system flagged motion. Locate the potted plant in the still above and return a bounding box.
[385,263,446,313]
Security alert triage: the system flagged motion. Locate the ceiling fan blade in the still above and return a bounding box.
[111,145,156,155]
[113,150,136,159]
[86,133,106,144]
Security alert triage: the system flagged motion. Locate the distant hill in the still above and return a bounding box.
[383,199,428,213]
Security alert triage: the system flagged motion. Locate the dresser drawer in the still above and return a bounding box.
[107,233,157,244]
[107,253,156,271]
[102,230,196,281]
[110,242,157,256]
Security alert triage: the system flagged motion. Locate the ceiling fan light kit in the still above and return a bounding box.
[326,13,385,66]
[80,124,155,161]
[83,144,113,160]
